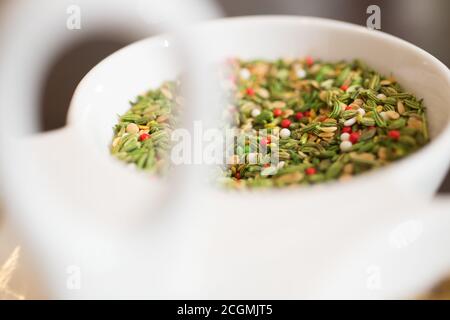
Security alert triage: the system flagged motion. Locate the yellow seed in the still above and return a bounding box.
[309,80,320,89]
[360,153,376,161]
[407,117,423,129]
[350,152,375,162]
[157,115,169,123]
[276,172,304,184]
[343,163,353,174]
[112,137,121,148]
[376,105,383,112]
[385,110,400,120]
[126,123,139,134]
[271,101,286,109]
[388,76,397,83]
[378,147,388,160]
[257,88,270,99]
[309,65,321,73]
[320,108,329,115]
[241,122,253,131]
[319,126,337,133]
[251,63,269,77]
[283,109,294,117]
[350,99,364,108]
[319,91,328,101]
[282,91,296,99]
[318,132,335,138]
[282,57,294,65]
[323,118,337,124]
[397,100,406,114]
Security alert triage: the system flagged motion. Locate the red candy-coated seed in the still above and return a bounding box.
[281,119,291,128]
[273,108,283,117]
[340,85,349,91]
[349,132,360,144]
[246,87,255,96]
[388,130,401,140]
[139,133,151,141]
[235,172,241,179]
[305,167,317,175]
[260,137,271,146]
[305,56,314,66]
[345,105,352,111]
[295,112,304,120]
[342,127,352,134]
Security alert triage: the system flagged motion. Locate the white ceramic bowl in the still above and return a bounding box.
[315,199,450,299]
[1,15,450,299]
[69,16,450,197]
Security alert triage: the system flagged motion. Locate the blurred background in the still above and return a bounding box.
[0,0,449,299]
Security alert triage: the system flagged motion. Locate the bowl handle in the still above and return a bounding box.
[21,125,178,225]
[0,0,221,224]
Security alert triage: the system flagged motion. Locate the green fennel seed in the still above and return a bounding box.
[110,57,429,189]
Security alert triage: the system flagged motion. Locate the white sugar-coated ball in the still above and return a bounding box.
[344,117,356,127]
[247,152,259,164]
[240,68,251,80]
[357,108,366,116]
[340,132,350,141]
[280,128,291,139]
[377,93,386,100]
[261,166,277,176]
[340,140,353,152]
[296,69,307,79]
[251,108,261,118]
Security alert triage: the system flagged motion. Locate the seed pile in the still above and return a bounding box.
[221,57,429,188]
[111,81,179,174]
[110,57,429,188]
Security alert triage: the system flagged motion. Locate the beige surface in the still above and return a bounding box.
[0,205,45,299]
